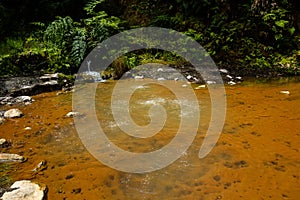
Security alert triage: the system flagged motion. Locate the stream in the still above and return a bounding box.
[0,77,300,200]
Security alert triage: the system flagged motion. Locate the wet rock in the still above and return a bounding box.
[65,174,74,180]
[32,160,47,172]
[219,69,228,74]
[66,112,81,118]
[0,117,6,124]
[280,90,290,95]
[134,75,144,79]
[0,139,8,148]
[228,81,236,85]
[72,188,81,194]
[39,73,59,81]
[0,153,25,162]
[0,73,63,97]
[1,180,47,200]
[194,85,206,89]
[213,175,221,182]
[4,109,23,118]
[14,96,33,103]
[0,96,33,105]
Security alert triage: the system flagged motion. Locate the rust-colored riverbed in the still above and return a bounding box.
[0,78,300,200]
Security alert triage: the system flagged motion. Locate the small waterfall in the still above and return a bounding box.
[81,60,105,82]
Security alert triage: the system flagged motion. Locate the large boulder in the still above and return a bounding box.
[4,109,23,118]
[1,180,47,200]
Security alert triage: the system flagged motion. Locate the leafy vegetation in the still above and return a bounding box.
[0,0,299,77]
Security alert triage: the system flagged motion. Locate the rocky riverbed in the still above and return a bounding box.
[0,77,299,200]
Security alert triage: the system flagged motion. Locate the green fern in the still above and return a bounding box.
[84,0,106,16]
[70,28,87,65]
[44,16,73,44]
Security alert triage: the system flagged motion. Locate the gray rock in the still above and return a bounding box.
[0,153,25,162]
[4,109,23,118]
[1,180,47,200]
[14,96,33,103]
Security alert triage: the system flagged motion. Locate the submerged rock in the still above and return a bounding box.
[1,180,47,200]
[0,138,8,147]
[32,160,47,172]
[0,153,25,162]
[4,109,23,118]
[0,117,5,124]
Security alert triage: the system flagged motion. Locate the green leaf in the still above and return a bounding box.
[288,27,295,35]
[275,20,288,28]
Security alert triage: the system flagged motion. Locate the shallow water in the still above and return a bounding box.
[0,78,300,199]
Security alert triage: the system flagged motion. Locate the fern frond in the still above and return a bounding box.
[44,16,73,44]
[70,28,87,65]
[84,0,106,16]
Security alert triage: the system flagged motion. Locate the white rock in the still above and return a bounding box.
[157,68,163,72]
[157,77,165,81]
[174,78,179,81]
[280,90,290,95]
[25,127,32,130]
[14,96,33,103]
[226,74,233,79]
[1,180,47,200]
[0,153,25,162]
[206,81,216,84]
[66,112,80,118]
[4,109,23,118]
[41,80,58,85]
[186,75,193,80]
[219,69,228,73]
[228,81,236,85]
[134,75,144,79]
[0,138,7,146]
[194,85,206,89]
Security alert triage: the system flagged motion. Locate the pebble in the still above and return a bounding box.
[206,80,216,84]
[228,81,236,85]
[134,75,144,79]
[157,68,163,72]
[280,90,290,95]
[66,112,81,118]
[25,127,32,130]
[157,77,165,81]
[0,138,7,146]
[219,69,228,73]
[186,75,193,80]
[194,85,206,89]
[226,75,233,79]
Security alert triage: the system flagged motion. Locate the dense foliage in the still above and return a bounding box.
[0,0,299,77]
